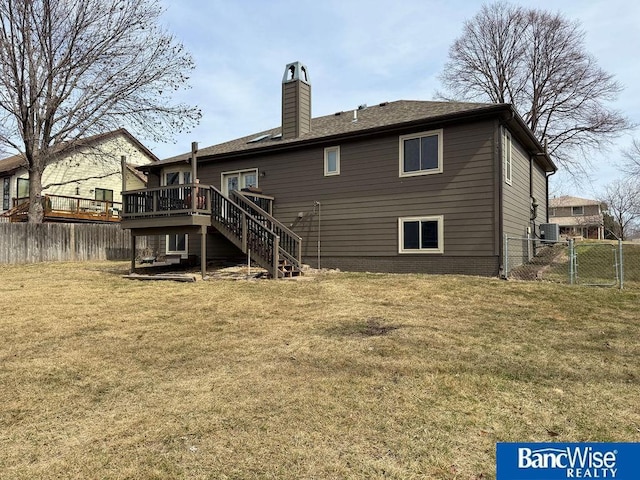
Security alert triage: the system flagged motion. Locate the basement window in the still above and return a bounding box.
[398,216,444,254]
[399,129,443,177]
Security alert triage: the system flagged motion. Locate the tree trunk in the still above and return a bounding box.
[28,168,44,223]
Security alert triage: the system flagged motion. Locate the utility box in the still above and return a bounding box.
[540,223,560,242]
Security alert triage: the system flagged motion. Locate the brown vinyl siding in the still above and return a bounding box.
[156,228,242,260]
[502,129,532,238]
[196,120,498,269]
[282,81,311,139]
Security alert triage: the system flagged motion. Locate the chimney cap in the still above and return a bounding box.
[283,61,310,84]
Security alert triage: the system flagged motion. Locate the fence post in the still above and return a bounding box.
[569,239,575,285]
[619,239,624,290]
[504,234,509,279]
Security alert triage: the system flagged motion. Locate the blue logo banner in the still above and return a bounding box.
[497,443,640,479]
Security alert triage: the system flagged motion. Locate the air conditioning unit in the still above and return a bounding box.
[540,223,559,242]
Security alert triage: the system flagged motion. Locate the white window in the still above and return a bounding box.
[398,216,444,254]
[163,169,192,186]
[572,206,584,216]
[399,129,443,177]
[324,146,340,176]
[166,233,188,255]
[503,129,512,185]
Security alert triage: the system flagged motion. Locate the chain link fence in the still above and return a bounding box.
[505,236,640,289]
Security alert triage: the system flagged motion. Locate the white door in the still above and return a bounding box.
[221,170,257,197]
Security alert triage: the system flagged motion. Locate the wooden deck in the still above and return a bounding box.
[8,195,122,223]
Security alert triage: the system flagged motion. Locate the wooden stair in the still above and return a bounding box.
[210,187,303,279]
[279,258,302,278]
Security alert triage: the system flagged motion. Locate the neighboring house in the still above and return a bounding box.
[121,62,556,277]
[548,196,605,240]
[0,129,157,222]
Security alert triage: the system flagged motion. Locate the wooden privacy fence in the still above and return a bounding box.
[0,223,147,264]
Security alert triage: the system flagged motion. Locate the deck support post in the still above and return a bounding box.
[272,235,280,279]
[130,233,136,274]
[200,225,207,279]
[191,142,198,185]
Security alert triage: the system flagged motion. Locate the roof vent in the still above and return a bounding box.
[379,102,389,107]
[247,134,271,144]
[358,104,367,110]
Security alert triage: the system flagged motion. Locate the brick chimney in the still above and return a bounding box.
[282,62,311,139]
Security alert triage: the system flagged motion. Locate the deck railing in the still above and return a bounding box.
[11,195,121,222]
[122,184,212,218]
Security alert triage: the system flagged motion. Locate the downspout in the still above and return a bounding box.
[546,170,556,224]
[497,123,504,277]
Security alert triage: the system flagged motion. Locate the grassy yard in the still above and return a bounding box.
[1,262,639,479]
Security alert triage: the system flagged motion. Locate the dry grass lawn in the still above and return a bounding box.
[1,262,639,479]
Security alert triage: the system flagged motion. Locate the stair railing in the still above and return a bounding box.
[230,190,302,270]
[211,187,280,278]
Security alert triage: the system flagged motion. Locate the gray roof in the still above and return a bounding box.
[549,196,602,208]
[158,100,496,161]
[148,100,555,172]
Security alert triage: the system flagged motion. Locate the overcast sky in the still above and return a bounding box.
[150,0,640,197]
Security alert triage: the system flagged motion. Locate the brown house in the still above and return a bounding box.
[121,62,556,277]
[548,196,604,240]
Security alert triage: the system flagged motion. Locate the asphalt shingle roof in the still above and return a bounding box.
[0,128,158,175]
[549,196,602,208]
[158,100,500,164]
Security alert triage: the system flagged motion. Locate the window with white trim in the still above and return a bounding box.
[324,146,340,176]
[166,233,188,255]
[572,206,584,216]
[399,129,443,177]
[398,216,444,254]
[503,129,512,185]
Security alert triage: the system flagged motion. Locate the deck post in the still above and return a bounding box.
[272,235,280,279]
[191,142,198,184]
[201,225,207,280]
[130,233,136,274]
[241,214,248,253]
[121,155,127,197]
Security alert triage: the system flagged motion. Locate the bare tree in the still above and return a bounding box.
[600,178,640,240]
[439,1,631,174]
[0,0,201,222]
[621,138,640,176]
